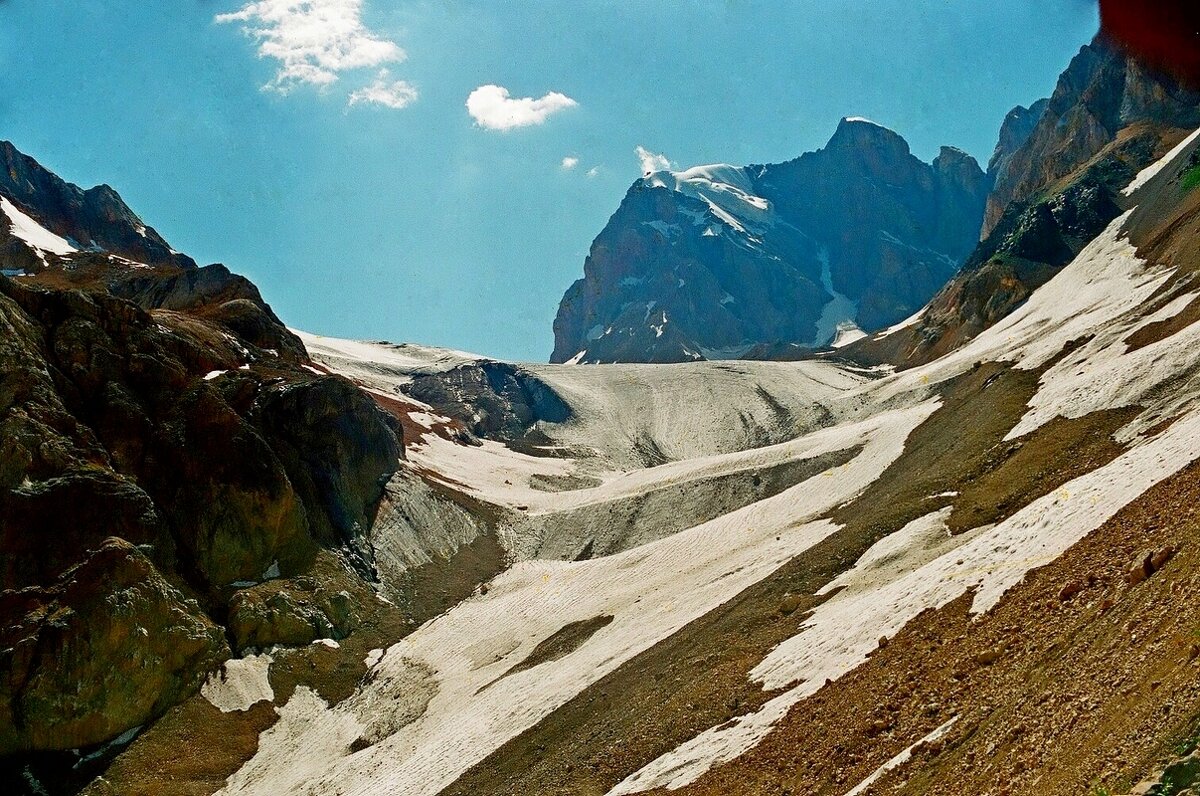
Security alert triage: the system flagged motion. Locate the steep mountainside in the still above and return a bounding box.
[850,35,1200,367]
[982,40,1200,239]
[551,119,987,363]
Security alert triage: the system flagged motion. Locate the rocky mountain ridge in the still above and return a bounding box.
[0,142,482,792]
[0,141,194,273]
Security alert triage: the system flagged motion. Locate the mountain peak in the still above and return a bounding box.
[551,117,989,364]
[0,140,193,270]
[987,98,1050,178]
[934,145,978,167]
[824,116,912,163]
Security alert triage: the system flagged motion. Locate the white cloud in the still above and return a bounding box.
[636,145,672,175]
[561,156,580,170]
[466,84,578,131]
[586,166,601,178]
[349,69,418,108]
[217,0,405,93]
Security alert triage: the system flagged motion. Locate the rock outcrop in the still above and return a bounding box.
[0,538,228,754]
[551,119,988,363]
[982,39,1200,239]
[403,361,571,441]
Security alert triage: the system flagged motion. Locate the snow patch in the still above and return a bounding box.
[0,196,77,263]
[614,405,1200,793]
[874,304,928,339]
[812,247,859,346]
[831,321,867,348]
[843,718,958,796]
[202,653,274,712]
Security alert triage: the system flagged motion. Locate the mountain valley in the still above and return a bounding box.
[3,18,1200,796]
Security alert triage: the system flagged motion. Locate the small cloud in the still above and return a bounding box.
[466,84,577,131]
[636,145,671,175]
[561,156,580,170]
[349,69,418,109]
[217,0,407,94]
[586,166,601,178]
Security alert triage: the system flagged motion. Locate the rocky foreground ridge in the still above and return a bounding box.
[0,145,501,792]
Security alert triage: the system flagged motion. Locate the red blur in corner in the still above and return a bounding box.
[1099,0,1200,85]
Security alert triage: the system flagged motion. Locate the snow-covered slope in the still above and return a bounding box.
[642,164,775,241]
[210,123,1200,796]
[0,195,76,268]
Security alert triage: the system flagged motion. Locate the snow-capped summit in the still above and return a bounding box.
[641,164,774,237]
[552,119,987,364]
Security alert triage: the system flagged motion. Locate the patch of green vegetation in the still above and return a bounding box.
[1172,727,1200,757]
[1181,164,1200,193]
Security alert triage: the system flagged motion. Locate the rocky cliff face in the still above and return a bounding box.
[551,119,987,364]
[986,98,1050,197]
[0,142,406,767]
[981,37,1200,239]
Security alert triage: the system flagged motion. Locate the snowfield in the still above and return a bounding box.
[219,403,936,796]
[216,129,1200,795]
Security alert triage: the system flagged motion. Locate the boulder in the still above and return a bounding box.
[227,578,360,652]
[0,538,228,754]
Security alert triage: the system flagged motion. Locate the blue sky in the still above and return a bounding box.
[0,1,1099,361]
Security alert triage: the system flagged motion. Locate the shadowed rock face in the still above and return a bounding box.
[0,141,406,758]
[403,361,571,442]
[255,376,404,574]
[551,118,988,364]
[0,141,194,270]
